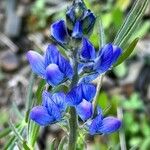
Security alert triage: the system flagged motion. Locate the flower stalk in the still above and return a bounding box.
[68,50,79,150]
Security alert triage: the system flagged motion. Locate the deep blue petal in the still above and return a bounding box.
[98,116,121,134]
[81,38,96,60]
[42,91,62,121]
[76,99,93,121]
[30,106,53,126]
[52,92,67,112]
[51,20,68,44]
[57,54,73,79]
[112,45,122,64]
[66,85,83,106]
[46,64,65,86]
[95,44,113,73]
[81,83,96,101]
[89,114,103,135]
[72,21,83,38]
[26,51,45,78]
[42,90,52,107]
[44,45,59,67]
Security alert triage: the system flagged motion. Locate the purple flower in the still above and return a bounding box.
[80,38,122,82]
[30,91,66,126]
[27,44,73,86]
[89,107,121,135]
[66,83,96,121]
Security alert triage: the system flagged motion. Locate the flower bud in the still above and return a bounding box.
[66,0,96,37]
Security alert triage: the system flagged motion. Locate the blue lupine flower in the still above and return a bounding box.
[50,1,96,44]
[66,83,96,121]
[66,83,96,106]
[89,107,121,135]
[30,91,66,126]
[80,38,122,82]
[27,44,73,86]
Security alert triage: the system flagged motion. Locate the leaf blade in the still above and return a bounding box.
[114,38,139,67]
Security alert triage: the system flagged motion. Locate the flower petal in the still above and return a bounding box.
[42,90,52,107]
[81,38,96,60]
[72,21,83,38]
[52,92,67,112]
[42,91,62,121]
[57,54,73,79]
[98,116,121,134]
[26,51,45,78]
[112,45,122,64]
[51,20,68,44]
[76,100,93,121]
[46,64,64,86]
[89,114,103,135]
[81,83,96,101]
[30,106,53,126]
[66,85,83,106]
[44,45,59,67]
[95,44,113,73]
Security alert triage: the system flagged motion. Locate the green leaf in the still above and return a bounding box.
[25,73,36,123]
[9,121,23,142]
[58,136,67,150]
[4,125,24,150]
[28,121,40,148]
[114,38,139,66]
[0,123,20,139]
[4,136,16,150]
[99,18,106,47]
[36,79,46,105]
[52,84,68,93]
[114,0,148,48]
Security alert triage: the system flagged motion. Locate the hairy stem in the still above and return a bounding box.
[68,50,79,150]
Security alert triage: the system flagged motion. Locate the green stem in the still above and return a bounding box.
[68,50,78,150]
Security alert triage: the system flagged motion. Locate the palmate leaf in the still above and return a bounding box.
[114,37,139,67]
[114,0,149,48]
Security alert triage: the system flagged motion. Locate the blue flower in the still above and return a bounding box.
[66,83,96,121]
[27,44,73,86]
[80,38,122,82]
[66,1,96,36]
[66,83,96,106]
[30,91,66,126]
[50,2,96,44]
[89,107,121,135]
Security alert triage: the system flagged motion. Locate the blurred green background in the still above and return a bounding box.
[0,0,150,149]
